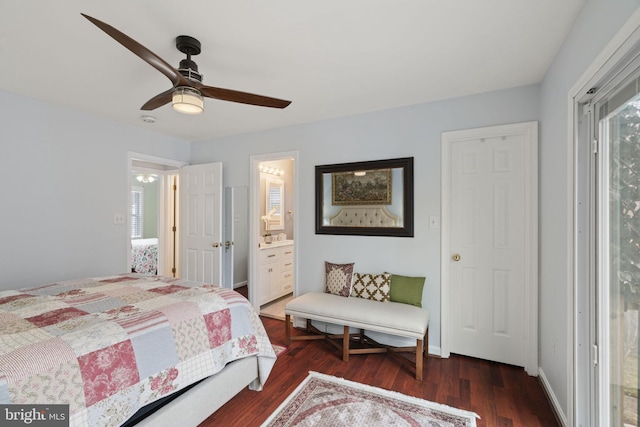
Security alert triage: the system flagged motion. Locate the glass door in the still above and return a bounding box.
[596,69,640,426]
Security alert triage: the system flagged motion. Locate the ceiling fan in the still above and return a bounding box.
[81,13,291,114]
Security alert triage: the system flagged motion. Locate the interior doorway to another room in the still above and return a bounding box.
[128,153,186,278]
[249,152,298,318]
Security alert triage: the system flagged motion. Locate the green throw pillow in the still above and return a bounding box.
[389,274,425,307]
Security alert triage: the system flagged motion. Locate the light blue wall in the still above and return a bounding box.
[191,83,540,355]
[539,0,640,417]
[1,1,638,420]
[539,0,640,421]
[0,90,190,289]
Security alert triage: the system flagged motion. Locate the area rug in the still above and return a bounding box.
[272,344,290,357]
[261,371,479,426]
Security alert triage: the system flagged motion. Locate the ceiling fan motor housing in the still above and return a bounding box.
[176,35,203,82]
[178,59,203,82]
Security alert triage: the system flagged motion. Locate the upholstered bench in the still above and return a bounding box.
[285,292,430,380]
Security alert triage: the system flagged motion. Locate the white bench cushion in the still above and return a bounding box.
[285,292,429,340]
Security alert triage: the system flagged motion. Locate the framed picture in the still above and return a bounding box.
[315,157,414,237]
[332,169,392,205]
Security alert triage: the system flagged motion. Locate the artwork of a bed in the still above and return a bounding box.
[131,238,159,275]
[0,274,276,426]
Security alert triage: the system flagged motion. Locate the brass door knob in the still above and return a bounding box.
[451,253,461,262]
[212,242,220,248]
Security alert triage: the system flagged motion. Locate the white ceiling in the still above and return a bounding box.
[0,0,585,142]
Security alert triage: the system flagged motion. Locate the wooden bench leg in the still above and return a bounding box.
[343,325,350,362]
[424,328,429,356]
[415,327,429,381]
[416,338,423,381]
[285,314,291,345]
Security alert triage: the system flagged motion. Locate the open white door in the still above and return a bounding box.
[180,162,223,284]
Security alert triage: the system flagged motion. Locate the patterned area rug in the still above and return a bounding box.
[261,372,479,427]
[272,344,290,357]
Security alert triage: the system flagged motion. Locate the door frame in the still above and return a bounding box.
[440,121,539,376]
[569,10,640,426]
[127,152,188,275]
[249,151,299,313]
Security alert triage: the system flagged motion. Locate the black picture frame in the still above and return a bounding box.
[315,157,414,237]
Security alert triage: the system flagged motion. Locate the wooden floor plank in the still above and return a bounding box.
[200,317,559,426]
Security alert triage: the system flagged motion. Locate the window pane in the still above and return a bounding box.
[602,93,640,426]
[131,189,143,239]
[268,186,281,215]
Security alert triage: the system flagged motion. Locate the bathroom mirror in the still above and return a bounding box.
[315,157,414,237]
[265,177,284,230]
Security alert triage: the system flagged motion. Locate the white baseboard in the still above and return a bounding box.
[538,367,568,427]
[428,345,441,357]
[233,281,248,289]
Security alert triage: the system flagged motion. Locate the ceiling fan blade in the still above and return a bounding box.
[141,89,174,110]
[81,13,186,88]
[198,85,291,109]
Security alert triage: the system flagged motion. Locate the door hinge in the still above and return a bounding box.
[173,184,177,191]
[592,344,598,366]
[171,267,176,274]
[172,226,176,232]
[592,138,599,154]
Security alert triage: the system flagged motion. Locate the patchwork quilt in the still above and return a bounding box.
[0,274,276,426]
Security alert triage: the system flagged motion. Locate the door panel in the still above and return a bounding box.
[180,163,223,284]
[450,134,525,365]
[595,81,640,427]
[443,122,537,372]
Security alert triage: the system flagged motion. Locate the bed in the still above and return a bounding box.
[131,238,159,275]
[0,274,276,426]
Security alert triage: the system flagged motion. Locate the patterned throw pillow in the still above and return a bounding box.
[325,262,355,297]
[351,273,391,302]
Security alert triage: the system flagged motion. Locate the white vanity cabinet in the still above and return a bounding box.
[258,242,294,305]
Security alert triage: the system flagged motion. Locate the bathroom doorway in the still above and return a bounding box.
[249,151,299,315]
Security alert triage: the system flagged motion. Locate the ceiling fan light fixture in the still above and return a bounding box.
[172,87,204,114]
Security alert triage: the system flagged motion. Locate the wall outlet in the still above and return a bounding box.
[113,214,125,225]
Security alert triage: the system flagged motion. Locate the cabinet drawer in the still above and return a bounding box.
[281,270,294,287]
[281,281,294,294]
[281,259,294,272]
[280,247,294,259]
[259,248,280,263]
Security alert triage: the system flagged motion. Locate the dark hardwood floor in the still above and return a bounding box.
[200,315,559,426]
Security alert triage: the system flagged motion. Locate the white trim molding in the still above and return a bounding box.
[126,152,188,275]
[539,367,569,427]
[249,151,299,314]
[567,8,640,426]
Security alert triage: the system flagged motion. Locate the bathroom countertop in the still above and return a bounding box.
[259,239,294,249]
